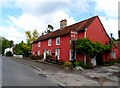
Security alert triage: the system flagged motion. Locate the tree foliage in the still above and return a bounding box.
[76,38,111,58]
[13,41,31,56]
[0,36,14,54]
[25,29,39,45]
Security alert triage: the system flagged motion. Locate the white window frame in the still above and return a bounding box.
[38,41,40,47]
[37,50,40,56]
[48,39,52,46]
[47,50,51,55]
[56,37,60,45]
[70,50,76,61]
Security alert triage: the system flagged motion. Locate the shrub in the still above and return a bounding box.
[117,57,120,63]
[82,63,92,69]
[74,60,92,69]
[75,61,85,67]
[108,60,116,65]
[29,54,36,60]
[36,54,44,60]
[46,54,52,59]
[63,61,72,67]
[6,51,13,56]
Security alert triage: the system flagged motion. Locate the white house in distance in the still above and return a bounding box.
[4,47,13,55]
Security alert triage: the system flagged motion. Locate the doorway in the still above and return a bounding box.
[55,49,60,60]
[96,53,103,65]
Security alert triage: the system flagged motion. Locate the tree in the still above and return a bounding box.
[76,38,111,58]
[13,41,31,56]
[1,36,14,55]
[25,30,39,45]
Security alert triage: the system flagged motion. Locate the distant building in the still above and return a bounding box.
[4,47,13,55]
[32,16,119,65]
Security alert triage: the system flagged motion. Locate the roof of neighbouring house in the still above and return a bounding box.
[33,16,103,43]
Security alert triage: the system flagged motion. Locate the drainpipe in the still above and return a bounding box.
[84,28,87,65]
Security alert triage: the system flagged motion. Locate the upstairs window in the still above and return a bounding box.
[38,41,40,47]
[48,39,52,46]
[56,37,60,45]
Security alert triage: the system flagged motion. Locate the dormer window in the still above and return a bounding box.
[48,39,52,46]
[56,37,60,45]
[38,41,40,47]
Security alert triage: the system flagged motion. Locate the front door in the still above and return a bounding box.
[96,53,103,65]
[55,49,60,60]
[44,50,47,59]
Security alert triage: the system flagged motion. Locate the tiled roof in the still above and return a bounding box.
[33,16,97,43]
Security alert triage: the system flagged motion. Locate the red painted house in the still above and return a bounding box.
[32,16,119,65]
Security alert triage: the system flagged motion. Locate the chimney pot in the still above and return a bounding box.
[60,19,67,29]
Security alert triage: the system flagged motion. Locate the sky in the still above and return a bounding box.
[0,0,119,44]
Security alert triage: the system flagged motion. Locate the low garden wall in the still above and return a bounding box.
[13,54,23,59]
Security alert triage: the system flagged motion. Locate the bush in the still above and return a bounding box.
[74,60,92,69]
[82,63,92,69]
[74,61,85,67]
[109,60,115,65]
[46,54,52,59]
[117,57,120,63]
[36,54,44,60]
[63,61,72,67]
[6,51,13,56]
[29,54,35,60]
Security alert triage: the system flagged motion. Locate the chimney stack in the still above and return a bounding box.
[60,19,67,29]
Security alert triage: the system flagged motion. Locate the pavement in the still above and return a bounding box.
[3,56,120,87]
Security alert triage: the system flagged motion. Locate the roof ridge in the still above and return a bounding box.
[33,16,98,43]
[66,15,97,28]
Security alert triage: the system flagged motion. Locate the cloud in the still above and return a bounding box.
[93,0,119,39]
[8,11,75,34]
[0,26,26,43]
[15,0,71,16]
[95,0,119,18]
[99,16,118,39]
[1,0,75,44]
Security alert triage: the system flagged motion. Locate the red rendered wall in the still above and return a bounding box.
[32,35,71,61]
[86,17,110,45]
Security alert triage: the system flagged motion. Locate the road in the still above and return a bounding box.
[2,56,58,86]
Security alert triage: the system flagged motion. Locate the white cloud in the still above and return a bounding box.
[99,16,118,39]
[8,11,75,34]
[15,0,71,16]
[0,26,26,43]
[94,0,119,39]
[2,0,119,44]
[95,0,119,18]
[1,0,76,44]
